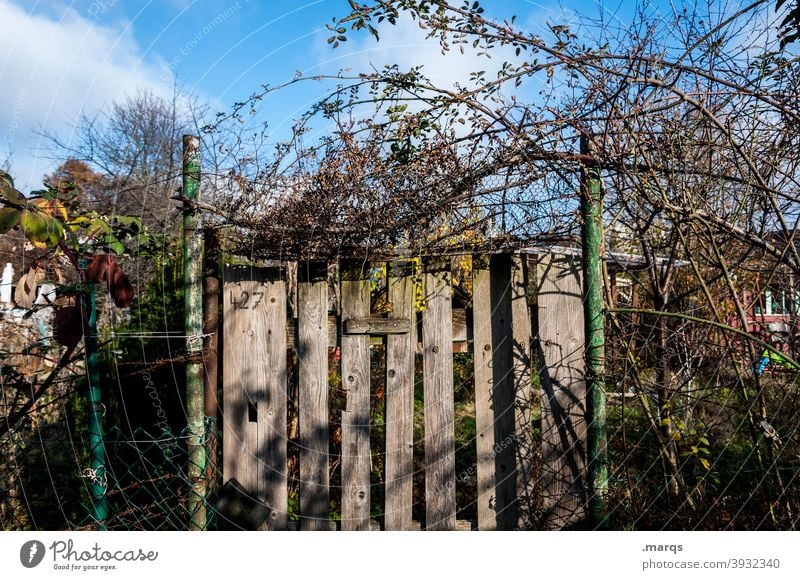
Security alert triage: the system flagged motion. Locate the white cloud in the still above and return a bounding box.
[0,0,172,192]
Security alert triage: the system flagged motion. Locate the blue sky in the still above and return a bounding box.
[0,0,645,192]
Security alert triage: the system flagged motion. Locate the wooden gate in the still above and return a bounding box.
[220,252,586,530]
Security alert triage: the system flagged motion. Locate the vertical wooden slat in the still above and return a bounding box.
[385,260,415,530]
[472,256,495,530]
[511,254,535,530]
[472,254,517,530]
[536,253,587,529]
[260,268,288,531]
[340,261,371,530]
[222,266,263,503]
[222,265,287,529]
[422,257,456,530]
[298,261,330,530]
[491,255,517,530]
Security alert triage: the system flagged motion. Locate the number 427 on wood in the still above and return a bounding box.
[230,290,264,309]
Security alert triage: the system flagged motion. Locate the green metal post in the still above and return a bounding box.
[84,265,108,527]
[580,134,608,528]
[183,134,206,530]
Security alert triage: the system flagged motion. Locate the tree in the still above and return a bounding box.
[778,0,800,46]
[40,89,204,232]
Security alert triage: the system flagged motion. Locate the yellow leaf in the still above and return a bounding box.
[32,198,68,221]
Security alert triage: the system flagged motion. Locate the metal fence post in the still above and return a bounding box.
[183,134,206,530]
[84,262,108,527]
[580,133,608,527]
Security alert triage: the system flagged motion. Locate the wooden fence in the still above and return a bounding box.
[220,252,586,530]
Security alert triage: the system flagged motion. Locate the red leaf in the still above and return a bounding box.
[54,305,84,348]
[85,254,117,284]
[110,268,134,308]
[85,253,135,308]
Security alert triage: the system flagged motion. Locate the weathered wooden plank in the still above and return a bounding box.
[285,310,464,349]
[298,261,330,531]
[422,257,457,530]
[511,254,535,530]
[222,265,287,530]
[344,317,411,335]
[385,261,415,530]
[472,257,495,530]
[340,261,372,531]
[222,268,260,506]
[286,316,337,349]
[417,307,470,353]
[491,256,516,530]
[472,254,517,530]
[260,269,288,531]
[535,253,587,529]
[452,308,469,343]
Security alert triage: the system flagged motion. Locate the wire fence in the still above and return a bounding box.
[603,308,800,531]
[2,259,800,531]
[0,422,220,531]
[2,343,798,531]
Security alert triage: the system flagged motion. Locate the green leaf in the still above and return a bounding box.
[0,207,21,233]
[20,210,50,243]
[47,216,65,246]
[40,187,59,201]
[0,173,25,205]
[108,240,125,255]
[20,209,63,248]
[89,218,111,236]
